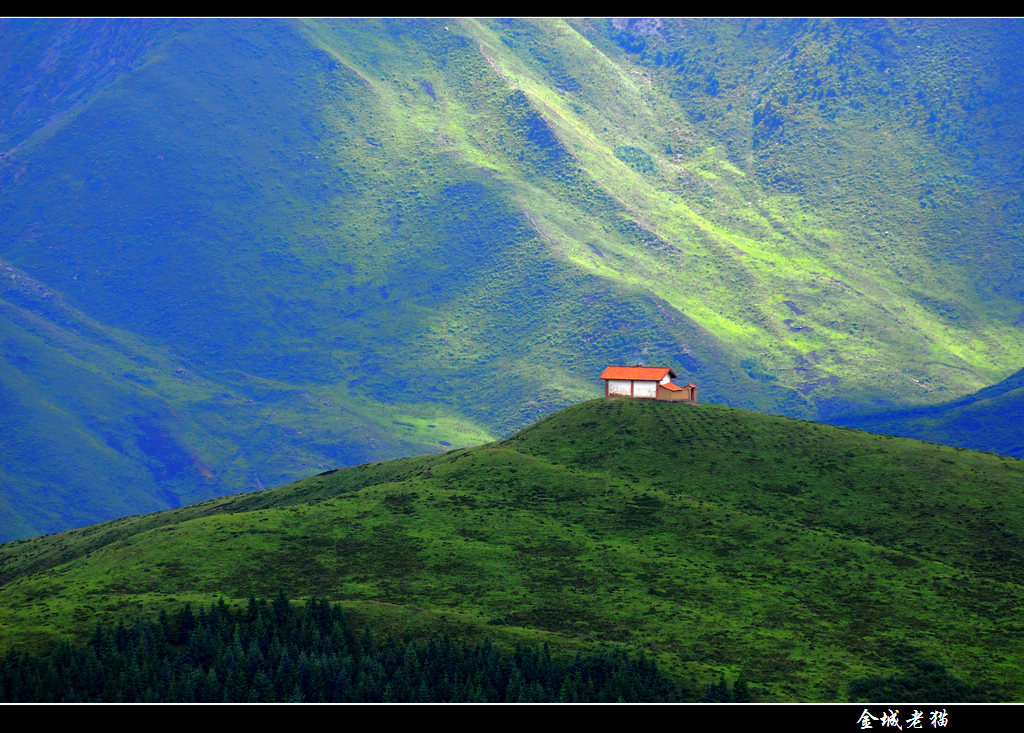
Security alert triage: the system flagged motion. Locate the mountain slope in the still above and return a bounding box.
[2,399,1022,701]
[4,18,1024,539]
[833,367,1024,457]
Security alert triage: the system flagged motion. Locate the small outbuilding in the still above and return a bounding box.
[600,364,697,403]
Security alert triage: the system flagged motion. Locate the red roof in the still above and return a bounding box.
[600,365,677,381]
[659,381,683,392]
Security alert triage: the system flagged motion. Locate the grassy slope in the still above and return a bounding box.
[2,399,1022,702]
[0,256,470,530]
[3,18,1024,540]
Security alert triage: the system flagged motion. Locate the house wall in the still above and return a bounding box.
[656,387,683,402]
[633,380,657,399]
[607,379,633,397]
[657,384,698,402]
[606,379,658,398]
[605,378,675,399]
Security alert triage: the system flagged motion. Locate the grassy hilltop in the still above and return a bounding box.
[2,399,1022,701]
[4,18,1024,539]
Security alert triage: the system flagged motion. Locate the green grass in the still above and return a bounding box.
[2,399,1023,701]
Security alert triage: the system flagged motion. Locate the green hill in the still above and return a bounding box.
[2,398,1022,701]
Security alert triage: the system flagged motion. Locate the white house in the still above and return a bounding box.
[600,364,697,402]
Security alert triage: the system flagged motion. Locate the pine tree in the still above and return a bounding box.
[505,668,525,703]
[176,603,196,645]
[701,673,731,702]
[733,673,752,702]
[272,589,291,627]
